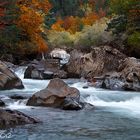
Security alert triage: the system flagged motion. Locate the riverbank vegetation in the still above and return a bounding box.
[0,0,139,63]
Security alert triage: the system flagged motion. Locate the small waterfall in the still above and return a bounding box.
[15,66,27,80]
[6,99,30,109]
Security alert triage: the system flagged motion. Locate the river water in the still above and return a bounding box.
[0,67,140,140]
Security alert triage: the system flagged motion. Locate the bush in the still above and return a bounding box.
[127,32,140,49]
[74,18,112,48]
[47,30,74,47]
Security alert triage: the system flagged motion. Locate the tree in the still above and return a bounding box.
[109,0,139,30]
[17,0,52,56]
[0,0,20,55]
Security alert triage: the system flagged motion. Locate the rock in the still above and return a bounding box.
[102,73,125,90]
[50,48,70,65]
[118,57,140,91]
[66,46,126,79]
[43,71,54,79]
[0,61,24,90]
[53,70,67,79]
[65,49,83,78]
[0,100,5,107]
[9,95,28,100]
[24,59,67,79]
[24,65,43,79]
[101,57,140,91]
[0,109,39,129]
[27,78,83,110]
[83,85,88,89]
[62,98,83,110]
[0,54,14,63]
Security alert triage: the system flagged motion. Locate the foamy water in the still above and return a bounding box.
[3,67,138,118]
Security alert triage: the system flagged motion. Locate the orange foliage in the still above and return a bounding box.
[82,12,99,26]
[17,0,52,53]
[51,16,83,34]
[51,13,99,33]
[51,0,101,33]
[63,16,82,33]
[51,19,64,31]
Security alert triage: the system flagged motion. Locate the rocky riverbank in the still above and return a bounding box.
[22,46,140,91]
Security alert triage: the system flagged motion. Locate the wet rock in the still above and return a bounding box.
[0,61,24,90]
[83,85,89,89]
[9,95,28,100]
[62,98,83,110]
[0,109,39,129]
[0,100,5,107]
[43,71,54,79]
[27,78,83,110]
[102,73,125,90]
[24,59,67,79]
[119,57,140,91]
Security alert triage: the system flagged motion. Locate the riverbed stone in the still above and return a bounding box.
[27,78,84,110]
[0,60,24,90]
[24,59,67,79]
[0,109,39,129]
[0,100,5,107]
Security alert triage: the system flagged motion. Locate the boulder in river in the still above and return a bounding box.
[119,57,140,91]
[102,73,125,90]
[24,59,67,79]
[0,109,39,129]
[0,60,24,90]
[27,78,84,110]
[0,100,5,107]
[101,57,140,91]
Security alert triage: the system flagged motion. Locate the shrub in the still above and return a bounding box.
[127,32,140,49]
[47,30,74,47]
[74,17,112,47]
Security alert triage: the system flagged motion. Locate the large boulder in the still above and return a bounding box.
[66,46,126,79]
[0,109,39,129]
[0,61,24,90]
[24,59,67,79]
[119,57,140,91]
[27,78,83,110]
[101,73,125,90]
[101,57,140,91]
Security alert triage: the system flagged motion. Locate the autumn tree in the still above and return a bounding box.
[17,0,52,57]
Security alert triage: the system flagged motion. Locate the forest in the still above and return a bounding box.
[0,0,139,63]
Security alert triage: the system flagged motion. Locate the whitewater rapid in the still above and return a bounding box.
[1,66,140,118]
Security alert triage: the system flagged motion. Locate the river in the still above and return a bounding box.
[0,67,140,140]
